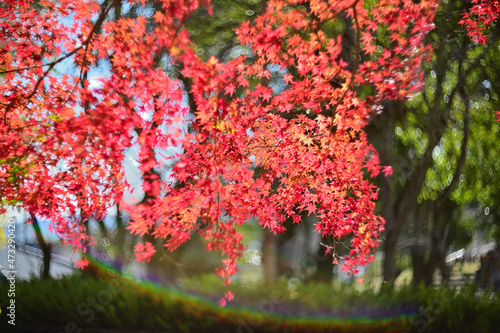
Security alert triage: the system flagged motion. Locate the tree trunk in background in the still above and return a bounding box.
[410,201,454,286]
[114,203,128,271]
[439,223,451,284]
[309,236,335,283]
[31,213,52,279]
[97,218,108,239]
[416,97,470,286]
[382,229,399,289]
[368,3,476,288]
[262,230,278,287]
[369,101,399,290]
[424,205,442,285]
[411,245,426,286]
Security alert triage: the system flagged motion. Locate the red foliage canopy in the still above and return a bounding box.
[460,0,500,44]
[0,0,437,304]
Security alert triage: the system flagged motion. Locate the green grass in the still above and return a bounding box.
[1,273,499,332]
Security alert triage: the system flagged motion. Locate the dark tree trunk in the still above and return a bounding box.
[262,231,278,287]
[31,213,52,279]
[424,207,442,285]
[309,236,335,283]
[411,245,426,286]
[410,203,452,287]
[439,250,450,284]
[41,243,52,279]
[382,229,399,289]
[114,204,128,271]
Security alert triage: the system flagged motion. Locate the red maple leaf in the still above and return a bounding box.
[75,259,89,269]
[134,242,156,263]
[382,166,393,176]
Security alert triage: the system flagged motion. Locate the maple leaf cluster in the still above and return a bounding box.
[0,0,437,305]
[460,0,500,44]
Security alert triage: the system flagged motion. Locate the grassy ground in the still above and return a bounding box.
[0,274,413,332]
[2,268,500,333]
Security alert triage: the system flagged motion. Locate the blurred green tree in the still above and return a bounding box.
[367,0,500,287]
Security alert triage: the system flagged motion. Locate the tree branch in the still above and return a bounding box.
[2,0,120,127]
[435,90,470,210]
